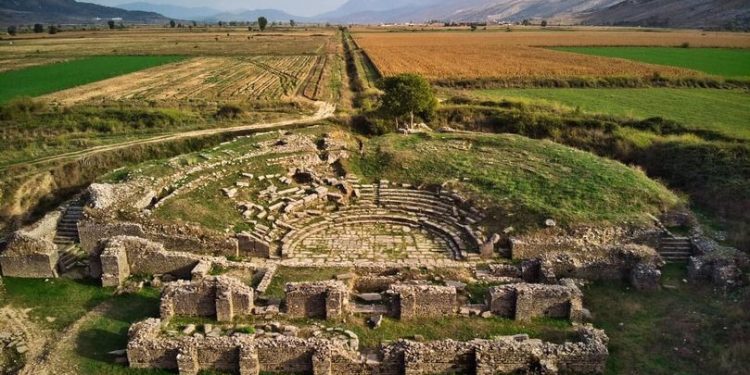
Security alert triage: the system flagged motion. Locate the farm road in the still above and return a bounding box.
[3,101,336,171]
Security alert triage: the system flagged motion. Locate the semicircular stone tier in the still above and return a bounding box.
[278,183,484,263]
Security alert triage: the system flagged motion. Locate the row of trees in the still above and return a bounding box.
[167,18,298,31]
[6,24,60,35]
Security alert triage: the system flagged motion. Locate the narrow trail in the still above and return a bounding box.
[2,100,336,172]
[0,307,48,373]
[20,302,113,375]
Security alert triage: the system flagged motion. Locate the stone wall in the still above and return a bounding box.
[0,232,59,278]
[236,232,271,258]
[0,210,62,278]
[127,318,609,375]
[510,226,663,281]
[389,285,457,320]
[284,281,349,320]
[160,276,254,322]
[354,276,398,293]
[90,236,201,287]
[488,281,585,322]
[688,247,749,290]
[78,219,238,257]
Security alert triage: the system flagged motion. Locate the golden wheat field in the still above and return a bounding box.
[354,30,750,80]
[0,28,334,59]
[42,55,328,105]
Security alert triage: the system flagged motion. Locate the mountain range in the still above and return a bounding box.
[118,2,305,23]
[1,0,748,29]
[0,0,167,25]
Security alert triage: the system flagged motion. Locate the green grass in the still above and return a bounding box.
[0,278,112,330]
[475,88,750,140]
[585,263,750,375]
[72,289,168,374]
[339,315,575,349]
[264,267,352,299]
[349,132,679,230]
[554,47,750,79]
[0,55,185,103]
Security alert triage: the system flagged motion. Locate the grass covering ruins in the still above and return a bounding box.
[0,22,748,375]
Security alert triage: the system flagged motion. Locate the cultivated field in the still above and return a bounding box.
[476,88,750,140]
[0,28,333,60]
[0,55,184,103]
[554,47,750,78]
[42,55,328,105]
[354,30,750,81]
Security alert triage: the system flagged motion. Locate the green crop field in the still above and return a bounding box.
[0,55,184,103]
[476,88,750,140]
[553,47,750,79]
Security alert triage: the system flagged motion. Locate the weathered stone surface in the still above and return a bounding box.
[389,284,457,320]
[488,281,585,322]
[687,247,748,290]
[160,276,253,322]
[91,236,200,287]
[0,232,59,278]
[629,263,661,291]
[128,318,608,375]
[284,281,348,320]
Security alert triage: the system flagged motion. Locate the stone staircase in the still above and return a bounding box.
[54,198,87,273]
[53,200,85,246]
[658,236,693,262]
[58,245,86,273]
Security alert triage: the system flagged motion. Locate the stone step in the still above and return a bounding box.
[659,245,693,251]
[660,238,691,244]
[55,238,79,244]
[659,251,691,257]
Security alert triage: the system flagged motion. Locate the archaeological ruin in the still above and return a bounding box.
[1,127,745,375]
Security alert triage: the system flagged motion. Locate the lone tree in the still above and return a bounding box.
[541,20,548,27]
[33,23,44,33]
[290,19,296,27]
[379,73,437,131]
[48,25,59,34]
[258,17,268,31]
[7,25,17,36]
[169,19,176,28]
[108,20,116,30]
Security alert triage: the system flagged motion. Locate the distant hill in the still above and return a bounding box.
[582,0,750,29]
[317,0,623,23]
[0,0,168,25]
[316,0,750,28]
[206,9,308,23]
[118,2,220,21]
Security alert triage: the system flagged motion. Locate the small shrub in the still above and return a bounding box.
[215,104,243,120]
[680,42,690,48]
[0,97,46,120]
[235,326,255,334]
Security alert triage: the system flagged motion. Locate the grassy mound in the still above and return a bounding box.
[348,132,679,229]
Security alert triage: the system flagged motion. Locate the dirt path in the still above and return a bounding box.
[3,100,336,172]
[20,302,113,375]
[0,306,48,374]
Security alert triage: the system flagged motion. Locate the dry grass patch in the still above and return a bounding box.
[42,56,326,105]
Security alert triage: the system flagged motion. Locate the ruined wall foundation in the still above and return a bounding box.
[160,276,254,322]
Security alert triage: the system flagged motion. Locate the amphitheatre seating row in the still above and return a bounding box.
[279,209,468,260]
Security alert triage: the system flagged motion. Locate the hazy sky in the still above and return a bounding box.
[87,0,349,16]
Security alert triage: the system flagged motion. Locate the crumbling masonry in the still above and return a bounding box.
[160,276,253,322]
[127,318,609,375]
